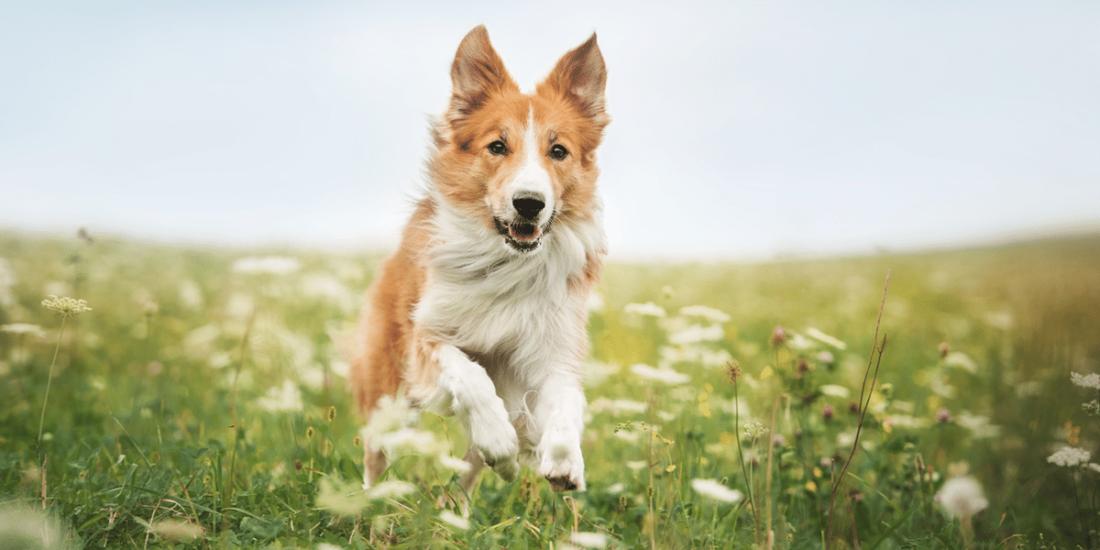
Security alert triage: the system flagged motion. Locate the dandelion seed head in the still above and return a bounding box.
[935,476,988,519]
[41,295,92,317]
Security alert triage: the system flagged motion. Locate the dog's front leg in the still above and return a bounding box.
[533,373,587,491]
[424,344,520,482]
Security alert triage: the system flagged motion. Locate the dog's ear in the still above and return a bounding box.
[538,33,609,127]
[449,25,519,119]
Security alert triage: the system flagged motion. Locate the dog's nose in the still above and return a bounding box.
[512,194,545,220]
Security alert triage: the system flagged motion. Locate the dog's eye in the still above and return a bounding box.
[487,141,507,156]
[549,144,569,160]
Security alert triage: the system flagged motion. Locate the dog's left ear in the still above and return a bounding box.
[539,33,609,127]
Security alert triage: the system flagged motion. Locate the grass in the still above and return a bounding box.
[1,230,1099,549]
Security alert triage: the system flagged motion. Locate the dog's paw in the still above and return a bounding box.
[469,404,520,482]
[537,426,585,492]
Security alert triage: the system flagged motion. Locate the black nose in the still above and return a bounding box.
[512,195,545,220]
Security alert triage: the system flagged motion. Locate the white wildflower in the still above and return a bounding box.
[41,295,92,317]
[691,479,743,504]
[373,427,448,457]
[743,421,767,439]
[256,380,303,413]
[626,460,647,471]
[231,256,301,275]
[679,305,730,324]
[437,454,472,474]
[366,480,416,500]
[317,544,345,550]
[317,478,368,516]
[0,257,15,308]
[570,531,609,548]
[1088,464,1100,474]
[935,476,988,519]
[178,280,205,310]
[606,483,625,494]
[819,385,851,398]
[360,393,419,448]
[623,302,666,318]
[1048,446,1091,467]
[956,413,1001,439]
[944,352,978,373]
[1071,372,1100,390]
[588,397,648,416]
[0,323,47,339]
[630,363,690,385]
[805,327,847,350]
[438,510,470,531]
[668,324,724,345]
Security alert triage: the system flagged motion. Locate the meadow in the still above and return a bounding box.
[1,230,1098,549]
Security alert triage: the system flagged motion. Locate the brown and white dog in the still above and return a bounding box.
[349,25,608,492]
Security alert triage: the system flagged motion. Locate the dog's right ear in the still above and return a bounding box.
[448,25,519,120]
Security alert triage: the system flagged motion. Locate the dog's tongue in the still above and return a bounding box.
[509,223,542,243]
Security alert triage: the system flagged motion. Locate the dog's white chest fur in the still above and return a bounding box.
[415,202,603,378]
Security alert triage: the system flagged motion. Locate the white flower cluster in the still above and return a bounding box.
[231,256,301,275]
[691,478,743,503]
[1048,446,1091,467]
[1071,372,1100,390]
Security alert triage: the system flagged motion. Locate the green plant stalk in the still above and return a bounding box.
[732,377,760,542]
[37,316,67,453]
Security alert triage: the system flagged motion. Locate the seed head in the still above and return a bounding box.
[936,408,952,423]
[306,426,315,440]
[725,360,742,384]
[327,406,337,422]
[822,404,835,422]
[42,295,92,318]
[770,326,787,347]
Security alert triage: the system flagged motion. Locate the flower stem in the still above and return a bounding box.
[37,316,67,452]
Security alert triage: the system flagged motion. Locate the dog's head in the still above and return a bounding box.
[429,25,609,254]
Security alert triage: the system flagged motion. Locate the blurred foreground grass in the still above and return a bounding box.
[1,231,1098,549]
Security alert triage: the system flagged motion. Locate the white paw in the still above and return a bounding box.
[537,426,585,491]
[468,403,520,482]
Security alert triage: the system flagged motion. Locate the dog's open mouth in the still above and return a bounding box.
[495,218,544,252]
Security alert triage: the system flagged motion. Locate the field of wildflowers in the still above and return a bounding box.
[1,230,1099,549]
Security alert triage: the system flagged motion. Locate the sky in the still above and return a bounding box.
[1,1,1098,260]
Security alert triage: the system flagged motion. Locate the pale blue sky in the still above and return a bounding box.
[2,1,1098,259]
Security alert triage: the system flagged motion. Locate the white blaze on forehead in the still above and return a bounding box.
[507,108,554,220]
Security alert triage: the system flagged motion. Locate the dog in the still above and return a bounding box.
[349,25,609,493]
